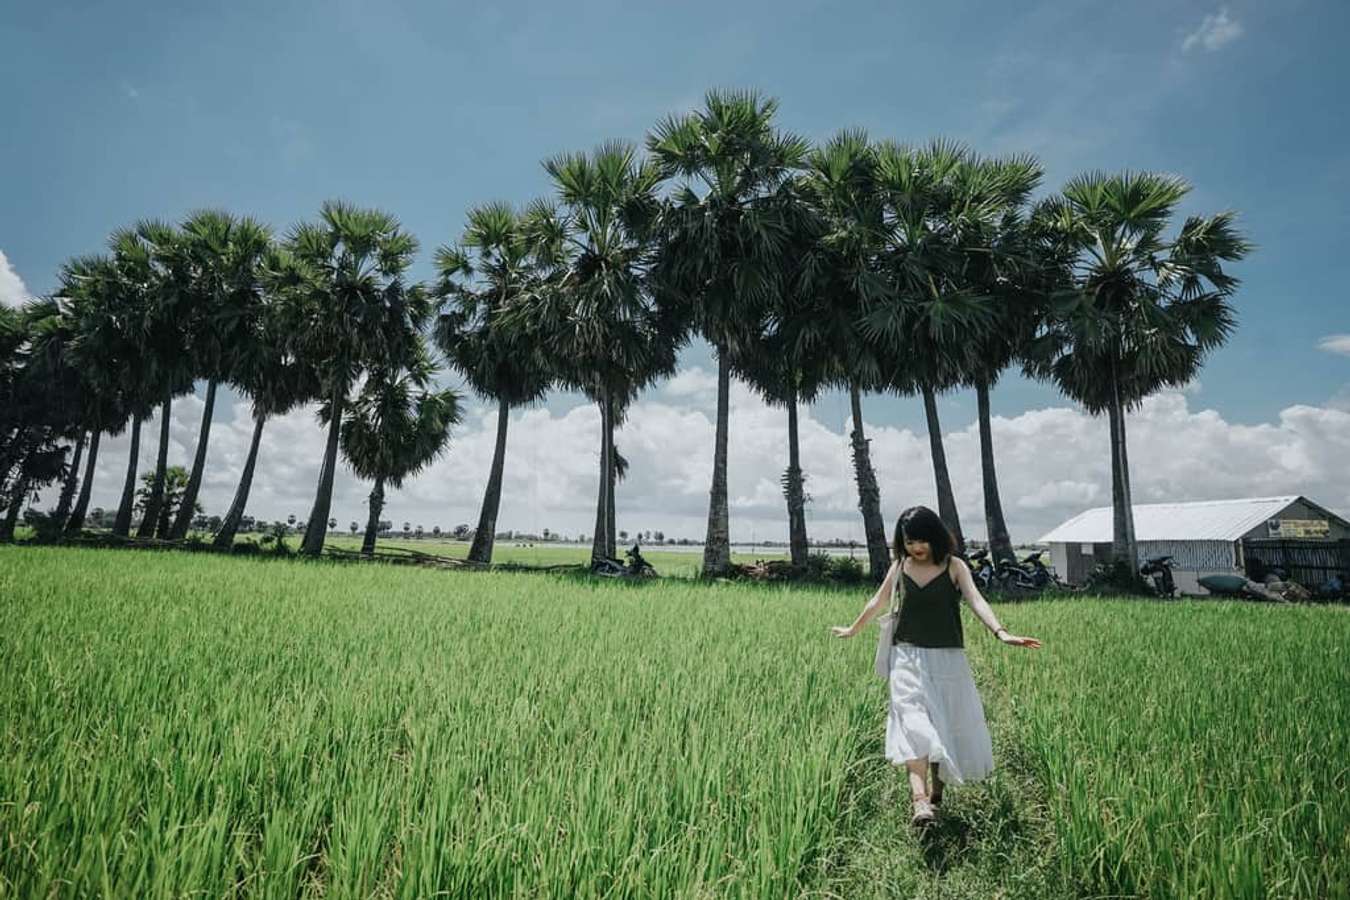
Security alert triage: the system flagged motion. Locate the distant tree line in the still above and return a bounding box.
[0,89,1249,577]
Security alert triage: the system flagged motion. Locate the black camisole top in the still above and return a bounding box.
[892,559,964,649]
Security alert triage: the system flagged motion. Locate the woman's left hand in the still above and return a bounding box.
[998,632,1042,649]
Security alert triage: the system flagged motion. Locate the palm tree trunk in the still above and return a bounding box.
[849,384,890,582]
[468,398,510,564]
[137,394,172,539]
[785,388,809,567]
[975,378,1015,565]
[1108,398,1128,561]
[921,383,966,557]
[54,431,87,524]
[702,344,732,577]
[65,430,101,535]
[301,385,344,557]
[0,472,29,542]
[1107,362,1138,568]
[169,379,217,539]
[212,412,266,550]
[591,391,611,565]
[362,474,385,556]
[113,415,143,537]
[606,399,617,560]
[1118,401,1138,560]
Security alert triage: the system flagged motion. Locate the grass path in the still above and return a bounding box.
[810,658,1065,899]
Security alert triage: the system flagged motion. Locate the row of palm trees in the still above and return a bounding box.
[0,89,1249,578]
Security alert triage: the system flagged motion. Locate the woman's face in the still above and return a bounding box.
[903,537,931,561]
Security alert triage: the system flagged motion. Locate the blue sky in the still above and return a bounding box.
[4,1,1348,539]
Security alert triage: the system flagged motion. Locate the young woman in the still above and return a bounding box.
[830,505,1042,826]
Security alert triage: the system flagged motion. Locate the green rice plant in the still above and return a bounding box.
[3,547,1346,898]
[0,547,877,898]
[982,599,1350,898]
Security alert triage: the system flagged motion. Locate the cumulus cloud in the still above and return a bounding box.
[33,369,1350,547]
[1182,8,1243,52]
[1317,334,1350,356]
[0,250,32,308]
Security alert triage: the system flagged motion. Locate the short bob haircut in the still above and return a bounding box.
[892,505,957,565]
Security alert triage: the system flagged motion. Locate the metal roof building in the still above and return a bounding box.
[1038,495,1350,593]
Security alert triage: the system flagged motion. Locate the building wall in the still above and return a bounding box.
[1049,543,1069,582]
[1050,539,1238,591]
[1238,498,1350,542]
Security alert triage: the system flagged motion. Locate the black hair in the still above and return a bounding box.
[892,506,956,565]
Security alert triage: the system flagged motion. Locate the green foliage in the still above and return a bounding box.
[1082,557,1151,596]
[257,521,292,556]
[133,465,200,525]
[21,509,66,544]
[827,554,866,584]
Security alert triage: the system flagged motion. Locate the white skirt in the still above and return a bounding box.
[884,641,994,784]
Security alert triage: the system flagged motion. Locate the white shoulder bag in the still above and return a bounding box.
[873,559,906,680]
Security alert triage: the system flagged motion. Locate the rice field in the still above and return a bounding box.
[1,546,1347,898]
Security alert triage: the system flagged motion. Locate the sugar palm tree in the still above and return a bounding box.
[647,89,809,576]
[727,183,836,567]
[0,304,25,474]
[794,130,895,578]
[167,212,273,539]
[99,229,169,538]
[867,140,1006,556]
[945,154,1044,565]
[210,285,320,550]
[732,315,829,567]
[54,253,137,534]
[341,339,462,555]
[0,307,26,518]
[272,201,426,557]
[16,287,119,533]
[512,142,683,566]
[121,220,196,539]
[1025,172,1249,567]
[432,202,554,565]
[0,297,82,541]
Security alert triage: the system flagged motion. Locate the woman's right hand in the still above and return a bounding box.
[829,625,857,638]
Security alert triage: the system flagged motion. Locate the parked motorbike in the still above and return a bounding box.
[967,549,996,590]
[1020,550,1055,589]
[994,557,1041,593]
[592,542,658,579]
[1139,554,1178,598]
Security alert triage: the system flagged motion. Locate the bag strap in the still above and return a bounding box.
[890,557,907,616]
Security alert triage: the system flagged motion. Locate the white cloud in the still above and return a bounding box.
[0,250,32,308]
[31,370,1350,547]
[660,367,718,400]
[1182,8,1243,52]
[1317,334,1350,356]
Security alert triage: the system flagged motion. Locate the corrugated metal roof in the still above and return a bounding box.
[1038,496,1301,543]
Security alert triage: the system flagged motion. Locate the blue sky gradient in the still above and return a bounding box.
[4,0,1348,433]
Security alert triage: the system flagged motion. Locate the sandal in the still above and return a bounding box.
[910,794,935,827]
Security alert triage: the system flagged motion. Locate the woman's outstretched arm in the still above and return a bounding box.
[950,557,1042,649]
[830,557,899,638]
